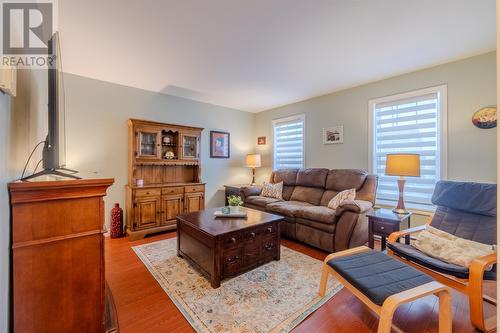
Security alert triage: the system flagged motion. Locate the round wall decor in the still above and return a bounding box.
[472,106,497,129]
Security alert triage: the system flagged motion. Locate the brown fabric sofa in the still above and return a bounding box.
[240,168,378,252]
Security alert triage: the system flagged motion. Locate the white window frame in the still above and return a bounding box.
[368,85,448,209]
[272,114,306,170]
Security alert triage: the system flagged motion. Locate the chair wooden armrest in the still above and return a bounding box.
[469,252,497,278]
[387,225,427,243]
[468,251,497,331]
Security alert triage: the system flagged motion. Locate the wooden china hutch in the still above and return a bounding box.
[126,119,205,240]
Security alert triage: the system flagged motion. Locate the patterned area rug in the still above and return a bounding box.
[133,238,342,333]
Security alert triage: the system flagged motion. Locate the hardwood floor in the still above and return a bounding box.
[105,232,496,333]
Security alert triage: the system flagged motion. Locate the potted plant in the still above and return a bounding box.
[227,195,243,214]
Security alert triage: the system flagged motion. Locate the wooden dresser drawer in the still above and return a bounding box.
[185,185,204,193]
[135,188,161,197]
[161,186,184,195]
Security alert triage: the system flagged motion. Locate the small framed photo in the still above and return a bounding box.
[323,126,343,144]
[210,130,230,158]
[257,136,266,145]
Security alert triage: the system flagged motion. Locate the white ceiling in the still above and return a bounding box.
[59,0,496,112]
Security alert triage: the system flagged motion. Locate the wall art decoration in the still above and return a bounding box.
[472,106,497,129]
[258,136,266,145]
[210,130,230,158]
[323,126,344,144]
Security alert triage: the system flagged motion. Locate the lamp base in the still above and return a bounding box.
[392,208,410,215]
[393,177,409,215]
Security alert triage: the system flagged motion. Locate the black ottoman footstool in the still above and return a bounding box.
[318,246,452,333]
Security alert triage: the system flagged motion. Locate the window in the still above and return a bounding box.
[369,85,447,209]
[272,114,305,170]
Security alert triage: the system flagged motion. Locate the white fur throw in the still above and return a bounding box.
[413,226,496,270]
[328,188,356,210]
[261,182,283,200]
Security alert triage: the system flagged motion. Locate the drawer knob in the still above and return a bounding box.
[231,237,236,243]
[265,243,273,250]
[380,226,385,230]
[267,227,272,233]
[226,255,239,263]
[250,232,255,238]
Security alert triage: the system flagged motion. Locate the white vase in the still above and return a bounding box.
[229,206,241,214]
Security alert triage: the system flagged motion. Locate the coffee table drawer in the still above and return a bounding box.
[258,224,277,236]
[261,235,278,258]
[242,242,261,266]
[222,233,240,247]
[223,248,242,276]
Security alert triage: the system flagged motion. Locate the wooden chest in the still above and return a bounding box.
[176,207,283,288]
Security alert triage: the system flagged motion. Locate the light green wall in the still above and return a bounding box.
[254,52,497,186]
[0,52,497,329]
[62,73,256,223]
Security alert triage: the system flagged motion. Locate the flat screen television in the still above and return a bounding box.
[21,32,80,180]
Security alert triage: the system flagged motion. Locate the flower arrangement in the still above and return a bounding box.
[227,195,243,207]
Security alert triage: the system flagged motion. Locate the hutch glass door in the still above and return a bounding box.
[182,135,199,159]
[138,130,160,159]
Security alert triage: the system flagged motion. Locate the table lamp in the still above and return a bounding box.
[246,154,261,185]
[385,153,420,214]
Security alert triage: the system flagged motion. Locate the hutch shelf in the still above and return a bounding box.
[126,119,205,240]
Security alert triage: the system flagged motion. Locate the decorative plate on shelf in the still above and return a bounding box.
[472,107,497,129]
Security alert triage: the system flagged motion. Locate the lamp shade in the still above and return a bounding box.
[246,154,261,168]
[385,154,420,177]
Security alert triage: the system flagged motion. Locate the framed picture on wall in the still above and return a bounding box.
[210,130,230,158]
[323,126,344,144]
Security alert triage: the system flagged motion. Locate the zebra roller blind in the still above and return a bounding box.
[273,115,305,170]
[370,86,446,207]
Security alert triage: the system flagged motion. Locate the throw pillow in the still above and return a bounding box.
[413,226,496,269]
[328,188,356,210]
[261,182,283,200]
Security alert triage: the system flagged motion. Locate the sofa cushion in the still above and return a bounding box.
[244,195,281,208]
[272,169,298,186]
[295,168,329,188]
[281,186,294,201]
[290,186,325,205]
[294,206,337,224]
[295,218,336,233]
[266,201,312,217]
[325,169,367,191]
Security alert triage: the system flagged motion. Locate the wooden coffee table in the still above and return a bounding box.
[176,207,284,288]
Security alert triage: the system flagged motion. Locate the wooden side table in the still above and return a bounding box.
[367,208,412,251]
[224,184,252,205]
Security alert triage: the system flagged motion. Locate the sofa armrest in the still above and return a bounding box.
[239,186,262,201]
[335,200,373,216]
